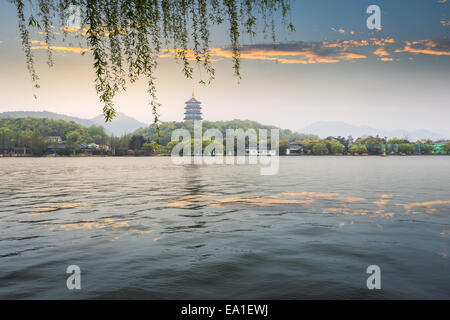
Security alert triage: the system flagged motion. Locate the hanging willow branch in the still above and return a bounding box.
[11,0,294,124]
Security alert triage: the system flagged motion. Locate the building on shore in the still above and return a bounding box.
[184,91,203,123]
[286,143,303,155]
[46,136,62,143]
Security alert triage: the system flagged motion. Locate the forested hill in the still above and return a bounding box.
[0,117,319,156]
[133,120,320,146]
[1,117,449,157]
[0,111,95,127]
[0,117,109,155]
[0,111,148,136]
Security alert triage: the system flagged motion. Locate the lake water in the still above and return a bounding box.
[0,157,449,299]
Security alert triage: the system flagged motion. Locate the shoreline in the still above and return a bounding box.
[0,154,448,158]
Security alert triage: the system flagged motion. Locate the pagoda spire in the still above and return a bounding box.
[184,91,203,123]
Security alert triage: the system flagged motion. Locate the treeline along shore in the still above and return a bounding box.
[1,117,449,157]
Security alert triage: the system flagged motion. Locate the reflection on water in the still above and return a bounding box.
[0,157,449,299]
[162,191,449,218]
[396,200,450,215]
[30,203,92,215]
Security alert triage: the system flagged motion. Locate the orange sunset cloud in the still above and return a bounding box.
[31,45,90,53]
[395,40,450,56]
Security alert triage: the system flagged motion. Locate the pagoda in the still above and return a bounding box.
[184,90,203,123]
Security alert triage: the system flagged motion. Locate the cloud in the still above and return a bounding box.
[441,18,450,27]
[29,38,90,53]
[59,26,128,37]
[26,35,449,64]
[31,44,90,53]
[30,40,47,45]
[370,38,395,59]
[60,26,81,33]
[215,42,367,64]
[176,37,446,64]
[438,0,447,3]
[322,39,369,48]
[36,31,60,35]
[331,27,346,34]
[195,38,398,65]
[160,41,370,64]
[322,38,394,49]
[373,47,390,57]
[369,37,395,46]
[395,40,450,56]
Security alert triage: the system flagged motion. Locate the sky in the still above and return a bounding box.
[0,0,449,135]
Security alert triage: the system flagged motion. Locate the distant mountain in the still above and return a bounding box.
[0,111,95,127]
[300,121,447,141]
[0,110,149,136]
[91,112,148,136]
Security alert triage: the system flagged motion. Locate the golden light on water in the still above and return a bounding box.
[24,195,450,244]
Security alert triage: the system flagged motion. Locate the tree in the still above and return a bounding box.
[116,134,131,155]
[348,145,359,155]
[347,136,354,147]
[66,131,81,154]
[300,140,313,154]
[329,140,344,154]
[66,131,80,143]
[0,117,109,155]
[423,144,434,155]
[335,136,350,149]
[142,142,154,154]
[129,135,145,150]
[399,143,415,155]
[88,125,108,145]
[30,130,48,155]
[0,128,13,153]
[312,142,328,155]
[387,137,410,144]
[11,0,294,125]
[369,144,383,155]
[355,136,383,145]
[443,142,450,154]
[78,130,95,144]
[416,138,432,144]
[166,140,180,152]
